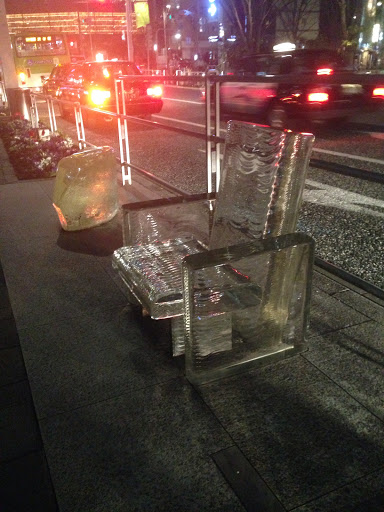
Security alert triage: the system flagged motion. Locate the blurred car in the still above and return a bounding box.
[56,60,163,125]
[42,63,74,97]
[210,49,384,128]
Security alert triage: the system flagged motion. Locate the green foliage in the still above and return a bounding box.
[0,114,78,180]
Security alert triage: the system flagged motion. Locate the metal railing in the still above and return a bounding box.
[27,74,384,298]
[31,74,221,192]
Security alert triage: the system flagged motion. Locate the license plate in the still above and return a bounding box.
[125,88,138,99]
[341,84,363,95]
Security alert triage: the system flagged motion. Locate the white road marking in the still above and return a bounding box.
[368,132,384,140]
[304,179,384,218]
[163,97,203,105]
[156,115,382,165]
[196,148,383,217]
[312,147,384,165]
[153,114,208,128]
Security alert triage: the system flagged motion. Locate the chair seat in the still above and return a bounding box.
[113,237,205,319]
[112,235,263,320]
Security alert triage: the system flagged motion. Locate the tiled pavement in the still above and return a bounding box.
[0,141,383,511]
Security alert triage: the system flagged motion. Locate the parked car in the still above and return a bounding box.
[56,60,163,125]
[210,49,384,128]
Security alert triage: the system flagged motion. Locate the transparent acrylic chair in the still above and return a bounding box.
[112,120,315,381]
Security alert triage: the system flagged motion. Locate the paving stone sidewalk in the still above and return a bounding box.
[0,142,383,511]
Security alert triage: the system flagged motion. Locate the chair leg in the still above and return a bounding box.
[171,314,233,357]
[171,316,185,356]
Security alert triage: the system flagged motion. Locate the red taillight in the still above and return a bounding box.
[90,89,111,106]
[307,92,329,103]
[147,85,163,98]
[372,87,384,98]
[317,68,334,76]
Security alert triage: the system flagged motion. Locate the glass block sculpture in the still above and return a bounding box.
[53,146,118,231]
[183,233,314,385]
[112,121,315,365]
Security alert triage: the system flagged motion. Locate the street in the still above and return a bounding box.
[36,85,384,290]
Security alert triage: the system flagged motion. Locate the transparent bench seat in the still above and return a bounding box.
[113,120,315,382]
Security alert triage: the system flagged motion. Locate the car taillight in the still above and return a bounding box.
[372,87,384,98]
[317,68,334,75]
[90,89,111,106]
[307,92,329,103]
[147,85,163,98]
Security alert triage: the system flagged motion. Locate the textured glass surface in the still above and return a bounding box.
[210,122,314,249]
[113,237,205,318]
[53,146,118,231]
[123,199,214,247]
[183,233,314,385]
[112,121,315,362]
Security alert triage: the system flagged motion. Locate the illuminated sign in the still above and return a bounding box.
[134,2,149,28]
[24,36,52,43]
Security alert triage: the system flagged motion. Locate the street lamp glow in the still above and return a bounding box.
[174,32,181,40]
[153,43,158,51]
[372,23,380,43]
[208,3,217,16]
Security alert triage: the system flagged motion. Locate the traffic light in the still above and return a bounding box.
[208,0,217,17]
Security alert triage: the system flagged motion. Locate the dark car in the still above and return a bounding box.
[42,63,74,97]
[56,60,163,125]
[218,49,384,128]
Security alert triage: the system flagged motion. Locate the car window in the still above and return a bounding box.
[267,55,293,75]
[66,65,84,85]
[51,64,70,79]
[293,51,348,73]
[87,62,141,82]
[236,55,271,76]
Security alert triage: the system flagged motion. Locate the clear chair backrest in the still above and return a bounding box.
[209,121,315,250]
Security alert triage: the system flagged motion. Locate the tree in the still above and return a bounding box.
[275,0,320,46]
[220,0,277,54]
[333,0,348,41]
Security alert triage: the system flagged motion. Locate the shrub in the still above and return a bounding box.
[0,114,78,179]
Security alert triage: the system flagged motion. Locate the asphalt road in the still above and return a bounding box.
[35,86,384,291]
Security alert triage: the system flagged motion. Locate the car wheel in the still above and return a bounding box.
[266,102,288,129]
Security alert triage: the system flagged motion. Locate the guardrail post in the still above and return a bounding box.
[46,95,57,133]
[115,78,132,186]
[205,74,213,193]
[214,78,221,191]
[30,92,39,128]
[74,103,86,150]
